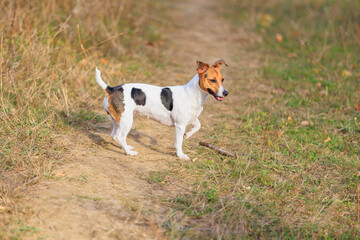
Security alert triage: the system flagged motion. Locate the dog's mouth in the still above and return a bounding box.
[207,88,224,101]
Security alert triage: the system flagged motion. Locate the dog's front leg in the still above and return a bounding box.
[174,124,189,160]
[184,118,201,139]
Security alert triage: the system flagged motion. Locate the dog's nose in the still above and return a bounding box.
[223,89,229,97]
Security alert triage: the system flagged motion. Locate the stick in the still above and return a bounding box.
[199,141,236,158]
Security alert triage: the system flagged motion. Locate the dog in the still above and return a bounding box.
[95,60,228,160]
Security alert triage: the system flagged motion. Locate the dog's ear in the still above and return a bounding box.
[212,59,228,70]
[196,61,210,74]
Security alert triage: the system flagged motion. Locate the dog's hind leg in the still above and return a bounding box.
[109,115,119,138]
[114,109,137,155]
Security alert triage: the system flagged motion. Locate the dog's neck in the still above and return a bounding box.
[184,74,208,107]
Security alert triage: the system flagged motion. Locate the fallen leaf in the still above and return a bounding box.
[355,105,360,111]
[55,173,65,178]
[293,31,299,37]
[145,41,154,46]
[287,116,293,123]
[300,121,314,126]
[341,70,352,77]
[324,136,331,143]
[260,13,274,27]
[288,53,297,58]
[101,58,109,65]
[276,33,283,43]
[177,74,182,78]
[192,157,198,163]
[314,69,319,75]
[318,90,327,97]
[316,82,322,89]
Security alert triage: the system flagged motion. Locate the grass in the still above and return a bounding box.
[163,0,360,239]
[1,0,360,239]
[0,0,168,235]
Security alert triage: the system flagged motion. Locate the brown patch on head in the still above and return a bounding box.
[106,87,125,123]
[197,60,226,97]
[196,61,209,75]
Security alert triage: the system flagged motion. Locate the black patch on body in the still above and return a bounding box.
[131,88,146,106]
[160,87,173,111]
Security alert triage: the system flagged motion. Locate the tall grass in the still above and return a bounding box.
[0,0,165,216]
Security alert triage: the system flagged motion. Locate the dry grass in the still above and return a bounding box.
[0,0,167,231]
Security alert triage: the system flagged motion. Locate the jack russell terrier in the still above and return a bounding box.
[95,60,228,160]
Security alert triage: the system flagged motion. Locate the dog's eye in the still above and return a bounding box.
[210,79,217,83]
[222,78,224,82]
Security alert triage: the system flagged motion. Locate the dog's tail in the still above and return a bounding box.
[95,67,108,90]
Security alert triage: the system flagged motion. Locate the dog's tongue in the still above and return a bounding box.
[215,96,223,101]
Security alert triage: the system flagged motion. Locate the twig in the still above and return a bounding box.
[199,141,236,158]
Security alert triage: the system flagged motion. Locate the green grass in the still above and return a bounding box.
[164,0,360,239]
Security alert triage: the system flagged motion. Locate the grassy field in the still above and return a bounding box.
[0,0,167,233]
[1,0,360,239]
[162,0,360,239]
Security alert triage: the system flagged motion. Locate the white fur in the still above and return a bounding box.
[95,67,107,90]
[217,85,225,97]
[97,70,212,160]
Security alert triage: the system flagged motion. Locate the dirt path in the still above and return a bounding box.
[22,0,256,239]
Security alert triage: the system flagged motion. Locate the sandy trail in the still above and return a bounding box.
[22,0,255,239]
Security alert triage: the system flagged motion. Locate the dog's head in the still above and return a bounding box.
[197,59,228,101]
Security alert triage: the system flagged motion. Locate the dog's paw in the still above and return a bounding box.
[126,150,138,156]
[177,153,190,160]
[184,133,191,140]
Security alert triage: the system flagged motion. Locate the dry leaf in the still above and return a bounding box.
[260,13,274,27]
[177,74,182,78]
[324,136,331,143]
[341,70,352,77]
[300,121,314,126]
[276,33,283,43]
[55,173,65,178]
[316,82,322,89]
[101,58,109,65]
[293,31,299,37]
[314,69,319,75]
[318,90,327,97]
[355,105,360,111]
[288,53,297,58]
[287,116,293,123]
